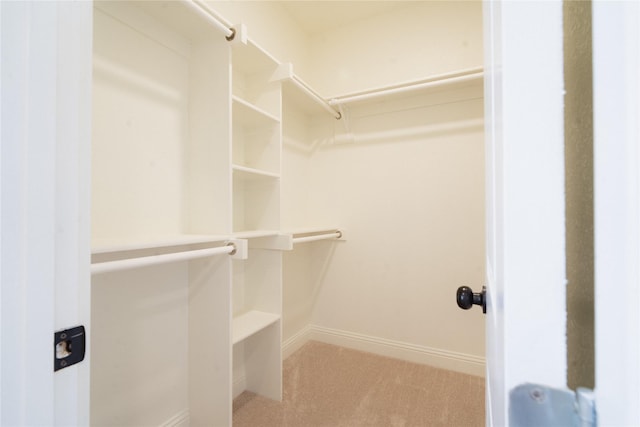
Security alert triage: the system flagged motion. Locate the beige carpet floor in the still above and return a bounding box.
[233,341,485,427]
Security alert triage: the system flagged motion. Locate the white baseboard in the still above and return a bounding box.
[306,325,485,377]
[269,324,484,402]
[159,409,189,427]
[282,324,313,359]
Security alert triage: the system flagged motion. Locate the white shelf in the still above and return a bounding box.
[283,226,341,236]
[232,38,280,76]
[233,95,280,127]
[274,63,340,120]
[233,164,280,181]
[232,310,280,344]
[232,230,280,239]
[231,38,280,119]
[98,1,214,44]
[282,78,336,118]
[232,97,280,174]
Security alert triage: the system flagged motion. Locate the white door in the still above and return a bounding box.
[483,0,568,425]
[592,1,640,425]
[1,1,92,425]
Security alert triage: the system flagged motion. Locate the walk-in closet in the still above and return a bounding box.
[90,1,485,425]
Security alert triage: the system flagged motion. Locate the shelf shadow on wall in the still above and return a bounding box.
[282,240,340,330]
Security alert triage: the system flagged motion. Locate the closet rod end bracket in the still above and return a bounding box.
[228,23,248,45]
[227,239,248,259]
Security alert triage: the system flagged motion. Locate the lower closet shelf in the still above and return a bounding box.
[232,311,280,344]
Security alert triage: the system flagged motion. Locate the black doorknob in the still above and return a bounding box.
[456,286,486,314]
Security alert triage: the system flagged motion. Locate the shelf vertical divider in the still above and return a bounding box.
[187,40,232,235]
[187,37,234,426]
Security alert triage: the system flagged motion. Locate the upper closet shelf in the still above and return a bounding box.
[177,0,234,40]
[232,34,280,75]
[329,67,484,107]
[130,0,233,43]
[275,63,342,120]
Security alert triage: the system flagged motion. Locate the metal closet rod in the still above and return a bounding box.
[290,75,342,120]
[181,0,236,40]
[329,67,484,106]
[292,230,342,244]
[91,244,236,275]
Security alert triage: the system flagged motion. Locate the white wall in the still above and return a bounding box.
[305,87,486,375]
[91,266,189,426]
[276,1,486,374]
[281,105,317,342]
[306,1,483,96]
